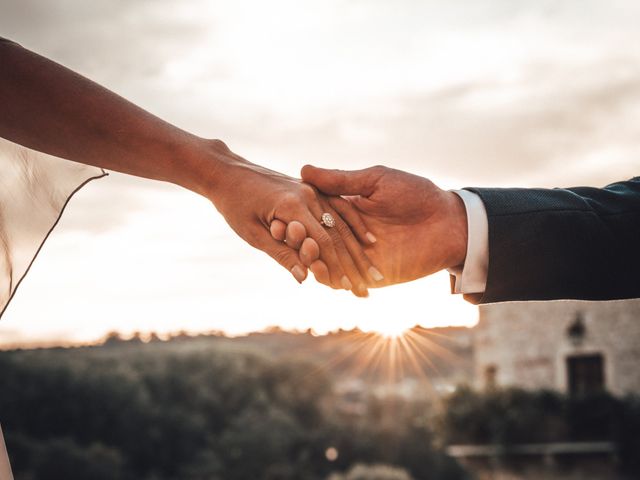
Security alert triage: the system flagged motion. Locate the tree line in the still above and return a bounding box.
[1,340,638,479]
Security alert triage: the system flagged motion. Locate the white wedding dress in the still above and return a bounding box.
[0,137,105,478]
[0,137,105,318]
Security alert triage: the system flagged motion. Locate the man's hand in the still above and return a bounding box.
[301,165,468,287]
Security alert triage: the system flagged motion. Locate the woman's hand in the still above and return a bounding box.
[200,140,380,297]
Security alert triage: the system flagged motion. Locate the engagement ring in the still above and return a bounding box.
[320,212,336,228]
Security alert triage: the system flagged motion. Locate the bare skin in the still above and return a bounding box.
[0,38,378,296]
[301,165,468,287]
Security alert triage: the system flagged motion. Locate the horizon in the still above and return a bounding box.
[0,322,474,351]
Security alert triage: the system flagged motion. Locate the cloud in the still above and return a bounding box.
[1,0,214,92]
[221,56,640,188]
[388,59,640,185]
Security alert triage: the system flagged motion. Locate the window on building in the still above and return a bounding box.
[484,364,497,389]
[567,354,605,395]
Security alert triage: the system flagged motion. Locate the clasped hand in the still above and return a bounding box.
[205,141,383,297]
[208,139,468,296]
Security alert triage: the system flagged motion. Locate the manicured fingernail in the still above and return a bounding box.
[358,284,369,297]
[366,232,377,243]
[291,265,306,284]
[341,276,352,290]
[368,266,384,282]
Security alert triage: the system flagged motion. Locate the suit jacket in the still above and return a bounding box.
[464,177,640,304]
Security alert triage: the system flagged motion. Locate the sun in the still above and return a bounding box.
[373,323,410,339]
[366,317,415,339]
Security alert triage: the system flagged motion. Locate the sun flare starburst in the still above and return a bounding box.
[304,325,466,397]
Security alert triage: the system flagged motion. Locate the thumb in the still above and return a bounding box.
[262,236,308,284]
[301,165,382,197]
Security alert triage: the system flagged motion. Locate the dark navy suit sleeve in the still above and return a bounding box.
[464,177,640,303]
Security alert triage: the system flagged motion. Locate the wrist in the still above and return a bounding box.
[441,190,468,270]
[179,138,248,200]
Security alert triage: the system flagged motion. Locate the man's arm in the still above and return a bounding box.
[466,177,640,303]
[302,165,640,303]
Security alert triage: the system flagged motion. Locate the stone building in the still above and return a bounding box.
[473,299,640,396]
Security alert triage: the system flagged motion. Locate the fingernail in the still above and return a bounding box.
[358,284,369,298]
[368,266,384,282]
[291,265,306,284]
[341,276,352,290]
[366,232,377,243]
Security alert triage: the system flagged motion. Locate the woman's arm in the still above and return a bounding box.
[0,39,377,295]
[0,37,208,194]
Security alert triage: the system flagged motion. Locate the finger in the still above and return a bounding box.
[285,220,306,249]
[328,196,377,245]
[260,235,308,284]
[301,210,351,291]
[310,259,330,286]
[270,219,287,241]
[301,165,384,197]
[324,206,374,296]
[329,202,384,285]
[310,202,370,297]
[300,237,320,266]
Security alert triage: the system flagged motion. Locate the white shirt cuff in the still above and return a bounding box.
[447,189,489,294]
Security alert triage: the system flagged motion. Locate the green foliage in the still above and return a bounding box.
[440,386,567,444]
[0,344,464,480]
[31,437,124,480]
[439,386,640,474]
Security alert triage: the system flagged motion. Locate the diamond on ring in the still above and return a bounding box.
[320,212,336,228]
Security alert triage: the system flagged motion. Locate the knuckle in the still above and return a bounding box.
[335,220,353,239]
[272,247,293,266]
[299,183,317,202]
[355,250,370,266]
[208,138,230,153]
[330,196,347,209]
[316,231,334,249]
[279,192,301,211]
[369,165,389,176]
[245,228,262,247]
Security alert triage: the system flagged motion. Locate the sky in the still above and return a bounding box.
[0,0,639,346]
